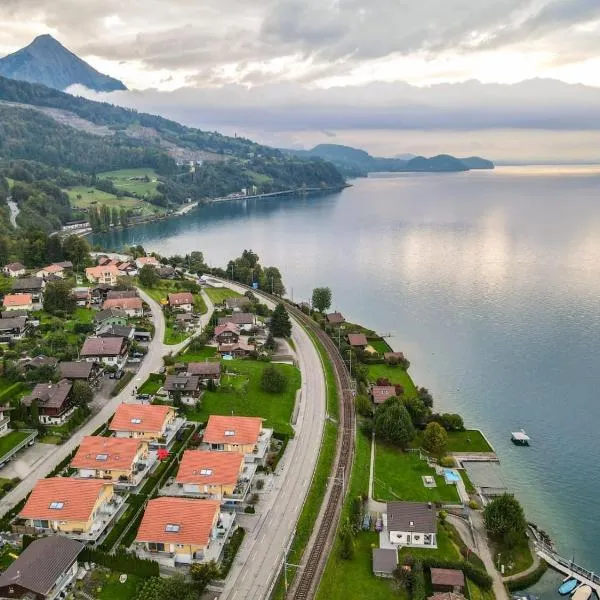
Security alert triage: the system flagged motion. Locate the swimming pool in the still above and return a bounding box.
[444,469,461,483]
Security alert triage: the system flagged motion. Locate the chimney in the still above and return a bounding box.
[428,502,432,509]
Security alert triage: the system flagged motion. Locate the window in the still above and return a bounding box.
[165,524,180,532]
[131,418,142,424]
[49,502,64,509]
[224,430,235,436]
[409,520,414,527]
[200,469,213,476]
[96,454,108,461]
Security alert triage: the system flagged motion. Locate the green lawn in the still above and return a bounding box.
[494,540,534,576]
[412,429,493,453]
[38,435,62,445]
[0,431,30,460]
[138,373,165,395]
[95,571,142,600]
[99,168,159,196]
[179,347,218,361]
[398,521,461,563]
[369,339,393,354]
[186,359,300,435]
[244,170,274,185]
[204,287,242,304]
[65,185,164,217]
[73,307,95,324]
[194,294,207,314]
[374,444,460,504]
[468,578,495,600]
[164,323,189,345]
[367,364,417,398]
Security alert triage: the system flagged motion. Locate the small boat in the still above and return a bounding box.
[511,429,531,446]
[558,579,578,595]
[572,585,592,600]
[512,594,538,600]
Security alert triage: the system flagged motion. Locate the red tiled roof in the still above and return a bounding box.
[4,262,24,272]
[175,450,243,485]
[430,569,465,588]
[384,352,405,360]
[20,478,111,522]
[3,293,32,307]
[80,336,125,357]
[86,265,120,278]
[168,292,193,306]
[71,436,146,471]
[109,403,172,434]
[135,497,220,546]
[102,297,142,311]
[372,386,397,404]
[326,312,345,324]
[187,362,221,376]
[214,322,240,337]
[348,333,368,346]
[203,415,263,445]
[40,264,63,274]
[136,256,159,266]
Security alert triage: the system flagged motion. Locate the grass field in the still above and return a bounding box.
[374,444,460,504]
[138,373,165,395]
[185,359,300,435]
[398,521,461,562]
[164,323,189,345]
[244,170,274,185]
[0,431,30,459]
[411,429,494,453]
[369,339,393,353]
[99,168,159,196]
[494,539,534,576]
[73,307,95,324]
[204,287,242,304]
[96,571,142,600]
[367,363,417,398]
[38,435,62,445]
[179,347,218,361]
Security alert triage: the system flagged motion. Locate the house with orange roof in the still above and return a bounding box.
[3,293,33,312]
[72,436,152,486]
[202,415,273,465]
[102,296,143,317]
[109,403,181,445]
[135,497,235,566]
[167,450,254,503]
[19,478,123,541]
[168,292,194,312]
[135,256,160,269]
[36,263,65,279]
[85,264,120,286]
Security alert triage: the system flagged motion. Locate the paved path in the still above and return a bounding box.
[0,288,188,517]
[503,540,541,582]
[213,282,327,600]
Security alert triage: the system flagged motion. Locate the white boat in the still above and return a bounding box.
[572,585,592,600]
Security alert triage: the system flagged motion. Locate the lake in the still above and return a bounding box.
[94,166,600,586]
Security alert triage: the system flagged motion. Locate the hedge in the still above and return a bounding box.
[412,561,427,600]
[505,560,548,591]
[47,448,78,478]
[220,527,245,578]
[111,371,135,397]
[407,557,493,590]
[98,495,146,552]
[80,547,159,578]
[0,495,29,531]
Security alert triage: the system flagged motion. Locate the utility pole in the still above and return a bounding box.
[231,264,234,281]
[348,349,352,377]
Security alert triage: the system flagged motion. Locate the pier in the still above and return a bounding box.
[534,541,600,595]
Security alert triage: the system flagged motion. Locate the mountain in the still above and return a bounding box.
[0,35,127,92]
[283,144,494,177]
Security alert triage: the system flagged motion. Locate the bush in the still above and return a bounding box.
[110,371,134,397]
[409,557,492,590]
[412,561,426,600]
[260,365,288,393]
[80,547,159,578]
[219,528,245,578]
[255,479,265,490]
[439,456,456,468]
[244,505,255,514]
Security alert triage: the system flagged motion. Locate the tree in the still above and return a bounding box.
[30,399,39,426]
[62,235,90,270]
[270,303,292,338]
[119,206,129,228]
[139,264,159,287]
[312,287,332,312]
[111,206,120,226]
[373,397,415,449]
[483,493,527,548]
[190,560,220,591]
[393,565,413,590]
[187,250,205,273]
[422,421,448,459]
[402,396,430,429]
[46,235,63,263]
[355,394,373,417]
[72,380,93,406]
[263,332,277,352]
[339,519,355,560]
[261,365,288,393]
[43,280,76,315]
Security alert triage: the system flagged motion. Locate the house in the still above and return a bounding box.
[135,256,160,269]
[135,497,234,565]
[109,403,177,442]
[174,450,246,500]
[371,386,397,404]
[218,342,253,358]
[347,333,368,348]
[214,322,240,344]
[59,361,100,383]
[19,478,119,540]
[55,261,73,270]
[97,324,135,340]
[90,284,114,304]
[11,277,45,302]
[21,379,74,425]
[3,262,26,278]
[164,375,201,405]
[117,262,137,277]
[387,501,437,548]
[176,313,194,331]
[80,336,128,368]
[203,415,272,464]
[372,548,398,578]
[85,265,120,285]
[430,569,465,593]
[0,405,11,437]
[3,294,33,312]
[187,361,221,385]
[26,355,59,370]
[218,313,256,332]
[72,436,149,484]
[384,352,406,362]
[168,292,194,312]
[157,265,177,279]
[0,316,28,340]
[102,297,143,318]
[72,287,91,307]
[106,289,138,300]
[0,536,83,600]
[1,310,28,319]
[225,296,250,311]
[36,263,65,279]
[326,311,345,325]
[94,308,128,330]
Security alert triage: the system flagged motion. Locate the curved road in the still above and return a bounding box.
[0,288,214,517]
[216,282,327,600]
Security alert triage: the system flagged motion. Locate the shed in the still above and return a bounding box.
[430,568,465,592]
[372,548,398,578]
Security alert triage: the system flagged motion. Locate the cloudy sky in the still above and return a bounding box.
[2,0,600,160]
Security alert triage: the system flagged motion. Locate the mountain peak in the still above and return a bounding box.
[0,35,127,92]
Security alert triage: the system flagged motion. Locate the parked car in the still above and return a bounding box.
[137,394,150,401]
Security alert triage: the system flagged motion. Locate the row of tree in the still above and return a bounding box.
[88,204,129,231]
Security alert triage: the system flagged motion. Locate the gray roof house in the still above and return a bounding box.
[387,501,438,549]
[164,375,201,405]
[225,296,250,310]
[0,535,83,600]
[372,548,398,578]
[59,361,97,382]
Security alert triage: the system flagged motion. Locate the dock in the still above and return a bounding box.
[534,541,600,595]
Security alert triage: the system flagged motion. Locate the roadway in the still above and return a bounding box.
[215,281,327,600]
[0,288,214,517]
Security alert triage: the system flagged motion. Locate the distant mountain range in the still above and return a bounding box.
[283,144,494,177]
[0,35,127,92]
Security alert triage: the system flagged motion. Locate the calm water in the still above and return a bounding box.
[95,166,600,585]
